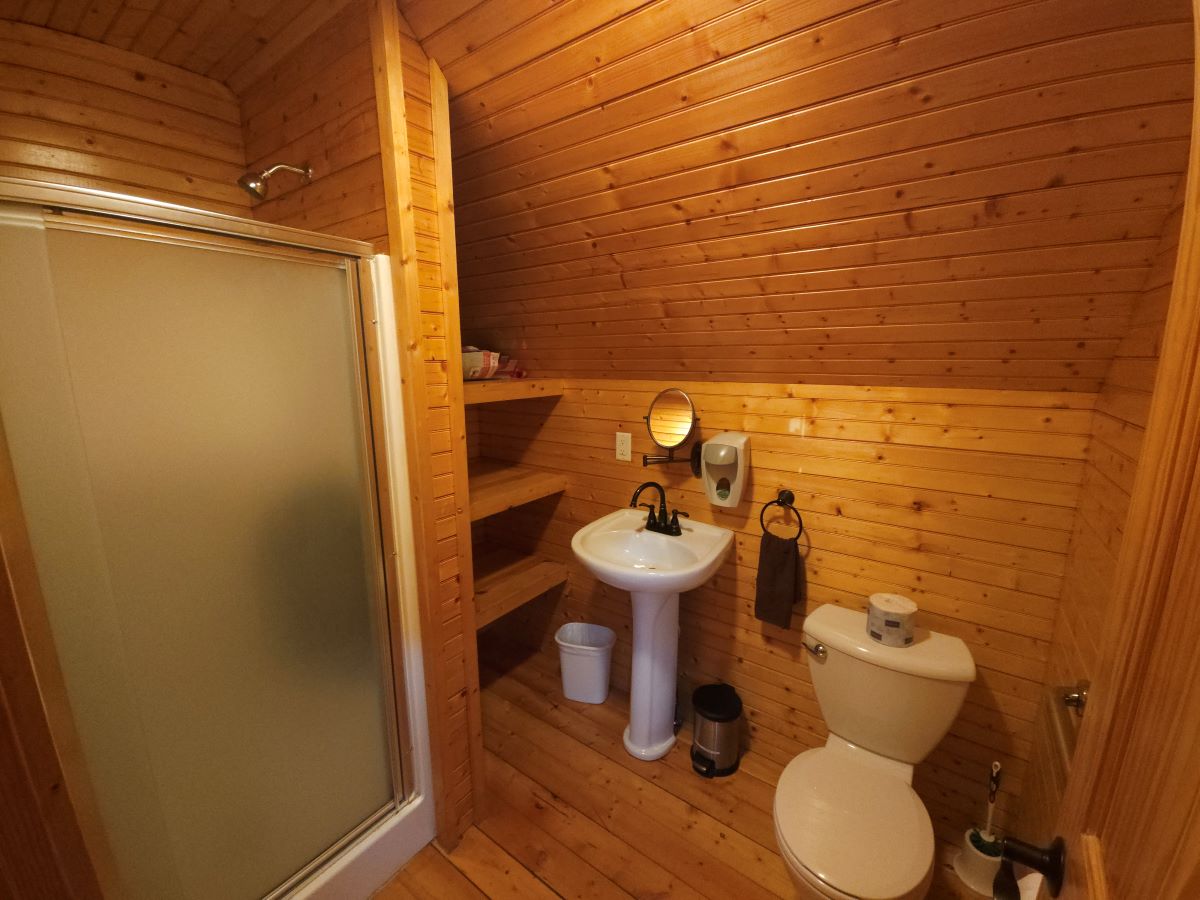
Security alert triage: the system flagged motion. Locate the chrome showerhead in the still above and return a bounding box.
[236,163,311,201]
[237,171,269,200]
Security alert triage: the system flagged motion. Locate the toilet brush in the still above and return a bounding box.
[978,761,1002,844]
[952,761,1003,895]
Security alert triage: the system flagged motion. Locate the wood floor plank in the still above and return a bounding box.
[484,690,792,898]
[484,750,707,900]
[493,640,788,793]
[444,827,558,900]
[482,646,980,900]
[384,842,487,899]
[372,873,423,899]
[478,799,633,900]
[381,661,985,899]
[486,720,772,900]
[483,654,779,844]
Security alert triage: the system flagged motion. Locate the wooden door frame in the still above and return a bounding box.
[0,419,110,899]
[1053,7,1200,896]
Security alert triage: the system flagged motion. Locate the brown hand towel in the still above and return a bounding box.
[754,532,806,628]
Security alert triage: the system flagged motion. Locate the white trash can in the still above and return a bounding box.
[555,622,616,704]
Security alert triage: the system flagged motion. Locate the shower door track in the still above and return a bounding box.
[264,800,395,900]
[0,177,370,256]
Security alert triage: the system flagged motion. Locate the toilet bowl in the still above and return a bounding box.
[773,738,933,899]
[772,604,975,899]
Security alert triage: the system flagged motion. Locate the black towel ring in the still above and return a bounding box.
[760,489,804,540]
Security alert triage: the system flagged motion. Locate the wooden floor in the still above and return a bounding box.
[378,648,977,899]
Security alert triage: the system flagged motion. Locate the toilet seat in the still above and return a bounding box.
[774,746,934,899]
[775,832,861,900]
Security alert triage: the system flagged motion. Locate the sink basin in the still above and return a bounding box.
[571,507,734,761]
[571,507,734,594]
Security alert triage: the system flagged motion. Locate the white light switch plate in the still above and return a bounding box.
[615,431,632,461]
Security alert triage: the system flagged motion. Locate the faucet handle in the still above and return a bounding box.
[668,509,690,535]
[639,503,659,528]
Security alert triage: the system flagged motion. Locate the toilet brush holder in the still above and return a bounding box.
[952,828,1002,896]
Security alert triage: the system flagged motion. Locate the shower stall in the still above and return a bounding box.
[0,179,433,898]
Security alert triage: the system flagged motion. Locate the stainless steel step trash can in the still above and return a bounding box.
[691,683,743,777]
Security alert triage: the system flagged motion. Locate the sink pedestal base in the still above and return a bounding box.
[623,590,680,761]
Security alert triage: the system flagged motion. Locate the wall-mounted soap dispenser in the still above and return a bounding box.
[701,432,749,508]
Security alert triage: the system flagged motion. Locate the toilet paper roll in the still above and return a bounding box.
[867,593,917,647]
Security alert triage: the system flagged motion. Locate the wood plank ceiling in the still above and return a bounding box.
[402,0,1194,390]
[0,0,353,93]
[8,0,1192,389]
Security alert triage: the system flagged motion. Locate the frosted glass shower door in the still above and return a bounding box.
[0,211,399,899]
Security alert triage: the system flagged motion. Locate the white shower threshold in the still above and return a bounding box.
[294,793,436,899]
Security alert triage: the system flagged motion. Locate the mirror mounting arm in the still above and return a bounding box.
[642,443,703,478]
[642,450,683,465]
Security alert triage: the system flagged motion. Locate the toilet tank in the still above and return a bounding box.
[803,604,976,764]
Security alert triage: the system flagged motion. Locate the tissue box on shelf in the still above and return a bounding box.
[462,346,500,380]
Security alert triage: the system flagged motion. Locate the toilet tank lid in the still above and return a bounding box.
[804,604,976,682]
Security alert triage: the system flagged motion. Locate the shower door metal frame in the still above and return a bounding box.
[0,176,420,898]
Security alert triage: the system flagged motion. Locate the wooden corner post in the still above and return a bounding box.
[366,0,466,848]
[429,57,487,825]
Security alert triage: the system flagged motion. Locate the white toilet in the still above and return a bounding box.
[773,604,976,899]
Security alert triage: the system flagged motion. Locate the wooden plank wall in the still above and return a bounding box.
[410,0,1194,390]
[477,381,1095,846]
[242,1,478,841]
[0,18,249,213]
[238,0,388,248]
[1051,87,1200,895]
[1013,187,1183,843]
[1049,199,1180,694]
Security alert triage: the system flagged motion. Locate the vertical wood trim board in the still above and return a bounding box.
[397,24,477,844]
[364,0,477,846]
[0,19,250,214]
[366,0,460,848]
[431,56,487,832]
[478,380,1096,846]
[410,0,1194,390]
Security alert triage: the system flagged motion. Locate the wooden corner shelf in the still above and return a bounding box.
[473,546,568,629]
[463,378,564,405]
[468,459,567,521]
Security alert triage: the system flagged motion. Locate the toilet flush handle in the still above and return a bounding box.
[803,641,827,661]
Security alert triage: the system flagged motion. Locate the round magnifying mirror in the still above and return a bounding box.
[646,388,696,449]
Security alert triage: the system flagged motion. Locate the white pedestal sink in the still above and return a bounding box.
[571,507,734,760]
